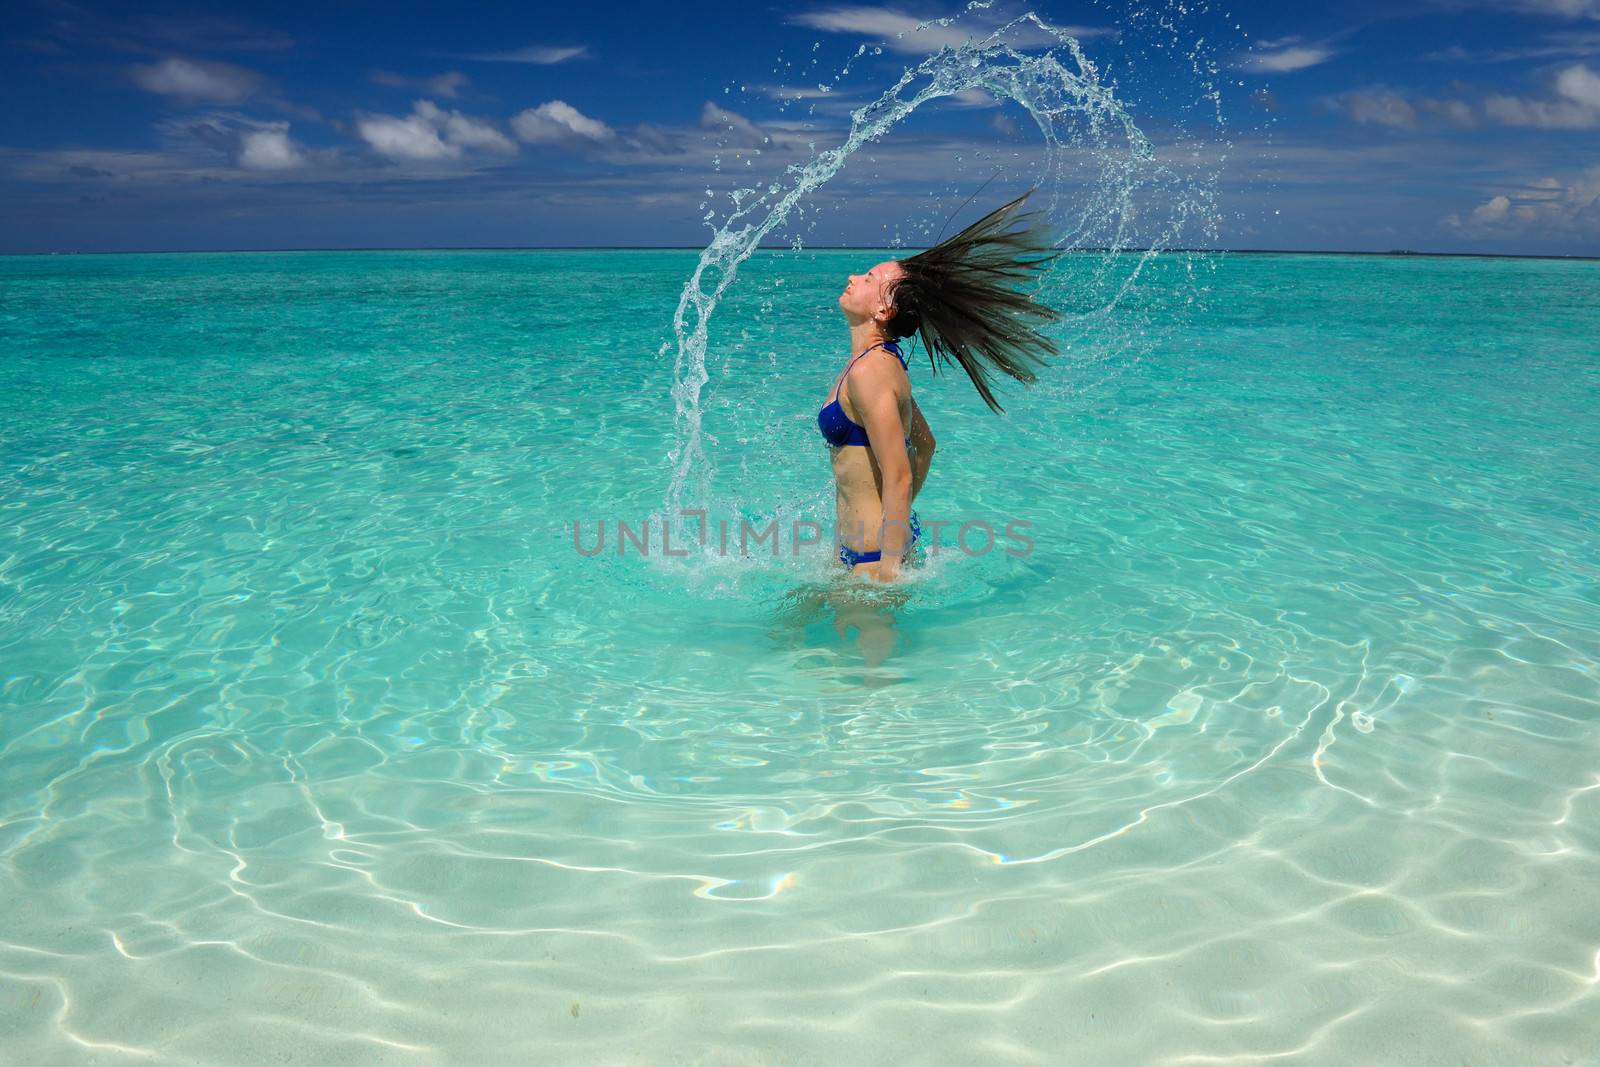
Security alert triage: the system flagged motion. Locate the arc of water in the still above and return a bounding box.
[664,11,1158,520]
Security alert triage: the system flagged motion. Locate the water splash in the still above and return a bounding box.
[663,4,1225,526]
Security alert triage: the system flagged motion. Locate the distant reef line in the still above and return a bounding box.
[7,246,1597,262]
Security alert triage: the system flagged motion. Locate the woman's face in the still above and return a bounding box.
[839,260,904,325]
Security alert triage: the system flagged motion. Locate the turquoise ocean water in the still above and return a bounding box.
[2,249,1598,1064]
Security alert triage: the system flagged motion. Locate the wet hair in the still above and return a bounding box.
[884,189,1063,414]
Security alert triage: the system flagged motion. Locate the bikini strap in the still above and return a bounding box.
[858,340,908,367]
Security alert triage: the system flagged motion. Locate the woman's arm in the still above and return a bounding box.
[908,397,936,498]
[850,368,914,582]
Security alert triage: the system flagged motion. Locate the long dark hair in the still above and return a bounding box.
[886,189,1063,413]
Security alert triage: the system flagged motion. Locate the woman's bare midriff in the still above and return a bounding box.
[829,396,918,559]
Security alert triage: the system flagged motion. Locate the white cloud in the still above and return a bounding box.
[413,100,516,154]
[747,82,879,119]
[1238,44,1335,74]
[237,126,304,170]
[1481,95,1587,126]
[1423,98,1477,126]
[426,71,470,98]
[1424,33,1600,63]
[752,82,868,103]
[131,57,262,103]
[787,6,1105,54]
[1441,169,1600,236]
[789,5,974,50]
[469,45,589,64]
[1511,0,1600,15]
[358,100,516,161]
[511,100,615,144]
[1335,90,1417,127]
[371,70,470,99]
[148,113,313,174]
[693,103,812,154]
[1557,61,1600,106]
[1330,89,1478,129]
[699,102,767,147]
[358,113,456,160]
[947,88,999,108]
[1483,62,1600,127]
[1471,194,1511,224]
[1322,69,1600,133]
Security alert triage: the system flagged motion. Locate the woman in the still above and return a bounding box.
[820,188,1065,581]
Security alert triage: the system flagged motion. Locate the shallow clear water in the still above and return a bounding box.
[2,249,1598,1064]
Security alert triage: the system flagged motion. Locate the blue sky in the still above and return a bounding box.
[3,0,1598,255]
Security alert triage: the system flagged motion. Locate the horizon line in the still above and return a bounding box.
[3,246,1597,263]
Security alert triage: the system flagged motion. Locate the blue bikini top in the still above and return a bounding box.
[817,341,909,448]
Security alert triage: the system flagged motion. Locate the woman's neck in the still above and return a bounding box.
[848,322,890,355]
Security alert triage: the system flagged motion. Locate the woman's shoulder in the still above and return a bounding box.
[850,347,910,385]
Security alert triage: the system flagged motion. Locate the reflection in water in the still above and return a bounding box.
[772,577,912,668]
[830,584,910,667]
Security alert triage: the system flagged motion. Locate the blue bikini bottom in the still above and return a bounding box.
[838,511,922,568]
